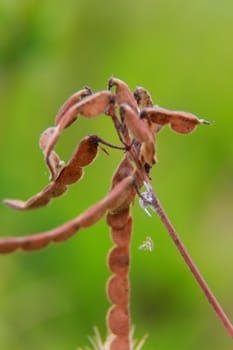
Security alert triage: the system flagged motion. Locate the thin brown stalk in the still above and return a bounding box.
[147,183,233,338]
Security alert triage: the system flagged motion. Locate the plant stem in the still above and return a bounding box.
[150,186,233,338]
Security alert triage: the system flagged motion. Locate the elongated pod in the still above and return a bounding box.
[108,77,138,112]
[141,106,210,134]
[120,104,156,166]
[44,91,115,178]
[105,154,139,350]
[55,87,92,126]
[4,135,99,210]
[107,207,132,350]
[0,176,134,253]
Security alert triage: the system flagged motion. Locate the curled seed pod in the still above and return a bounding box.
[120,103,152,143]
[3,182,67,210]
[58,90,115,129]
[0,215,80,253]
[39,126,56,149]
[55,135,99,185]
[119,104,157,166]
[3,199,32,211]
[40,127,64,179]
[77,176,134,228]
[0,176,135,253]
[65,135,99,168]
[108,77,138,112]
[4,135,101,211]
[134,86,154,108]
[55,87,92,126]
[0,222,75,254]
[139,138,156,167]
[75,202,108,228]
[56,166,83,186]
[44,92,115,176]
[74,90,115,118]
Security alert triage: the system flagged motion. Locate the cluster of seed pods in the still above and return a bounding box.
[0,77,210,348]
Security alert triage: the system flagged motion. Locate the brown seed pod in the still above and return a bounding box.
[4,135,100,210]
[58,90,115,129]
[43,91,115,178]
[107,274,129,306]
[106,208,130,230]
[109,217,132,247]
[39,127,63,179]
[107,305,130,337]
[0,175,135,253]
[134,86,154,108]
[120,103,152,143]
[55,135,99,185]
[108,246,130,275]
[1,77,217,348]
[109,335,130,350]
[119,104,156,166]
[141,106,210,134]
[55,87,92,126]
[108,77,138,112]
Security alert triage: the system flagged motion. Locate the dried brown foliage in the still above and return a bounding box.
[1,78,232,348]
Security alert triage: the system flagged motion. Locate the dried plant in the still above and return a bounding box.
[0,77,232,348]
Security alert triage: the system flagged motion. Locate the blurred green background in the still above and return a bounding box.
[0,1,232,349]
